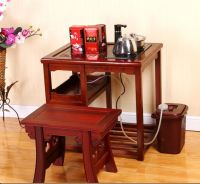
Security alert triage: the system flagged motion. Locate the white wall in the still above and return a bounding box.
[1,0,200,116]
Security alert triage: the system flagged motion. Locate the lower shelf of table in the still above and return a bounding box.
[65,122,156,159]
[110,122,156,158]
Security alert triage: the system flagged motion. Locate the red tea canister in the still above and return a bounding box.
[69,26,85,55]
[84,26,100,55]
[96,24,107,52]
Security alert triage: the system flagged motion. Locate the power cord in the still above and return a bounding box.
[144,103,168,145]
[116,73,168,145]
[115,73,126,109]
[86,75,107,84]
[82,73,168,145]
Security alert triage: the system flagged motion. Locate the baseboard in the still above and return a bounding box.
[1,105,200,131]
[0,105,38,119]
[185,116,200,131]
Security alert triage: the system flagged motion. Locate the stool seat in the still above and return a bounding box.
[22,104,121,183]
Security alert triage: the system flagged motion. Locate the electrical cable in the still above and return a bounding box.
[115,73,126,109]
[115,73,166,145]
[119,108,164,145]
[81,73,165,145]
[116,73,167,145]
[119,116,137,144]
[86,75,107,84]
[144,109,164,145]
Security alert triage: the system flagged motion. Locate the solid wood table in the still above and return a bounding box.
[41,42,163,161]
[21,104,121,183]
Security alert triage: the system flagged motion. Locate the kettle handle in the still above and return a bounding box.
[132,39,137,53]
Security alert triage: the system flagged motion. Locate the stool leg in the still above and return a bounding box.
[53,136,66,166]
[33,127,46,183]
[104,134,117,173]
[82,132,98,183]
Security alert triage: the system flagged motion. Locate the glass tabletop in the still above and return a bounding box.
[55,43,152,61]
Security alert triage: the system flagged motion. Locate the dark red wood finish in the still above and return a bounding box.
[22,104,121,183]
[41,43,163,161]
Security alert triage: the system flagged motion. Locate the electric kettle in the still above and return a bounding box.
[113,24,137,57]
[113,35,134,57]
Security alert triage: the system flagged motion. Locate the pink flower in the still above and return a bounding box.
[1,27,14,36]
[5,33,15,45]
[22,29,31,37]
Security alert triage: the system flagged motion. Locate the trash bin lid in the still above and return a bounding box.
[152,103,188,119]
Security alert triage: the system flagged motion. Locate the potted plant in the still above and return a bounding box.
[0,0,41,122]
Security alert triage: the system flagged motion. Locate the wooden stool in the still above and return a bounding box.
[21,104,121,183]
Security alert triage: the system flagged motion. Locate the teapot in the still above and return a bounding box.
[113,35,137,57]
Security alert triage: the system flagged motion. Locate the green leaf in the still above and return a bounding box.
[0,43,10,48]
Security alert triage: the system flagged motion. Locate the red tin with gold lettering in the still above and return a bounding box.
[84,26,100,55]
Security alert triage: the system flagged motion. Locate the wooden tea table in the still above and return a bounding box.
[41,43,163,161]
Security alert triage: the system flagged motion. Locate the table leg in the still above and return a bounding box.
[155,51,162,107]
[82,132,98,183]
[80,71,88,105]
[43,64,52,103]
[53,136,66,166]
[33,127,46,183]
[135,69,144,161]
[104,134,117,172]
[105,72,112,108]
